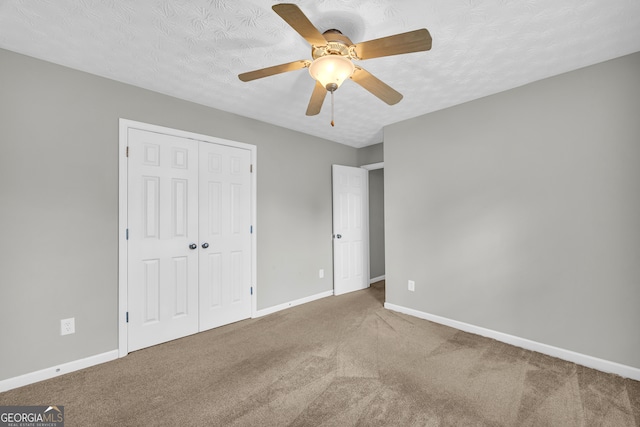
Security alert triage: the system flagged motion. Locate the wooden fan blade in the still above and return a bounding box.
[306,81,327,116]
[238,60,310,82]
[272,4,326,46]
[350,67,403,105]
[354,29,432,60]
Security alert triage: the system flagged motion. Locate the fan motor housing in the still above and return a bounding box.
[312,29,356,60]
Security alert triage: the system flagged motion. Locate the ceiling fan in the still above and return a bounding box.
[238,3,432,125]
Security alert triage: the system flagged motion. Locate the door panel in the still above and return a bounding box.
[128,129,199,352]
[199,143,252,331]
[204,252,222,308]
[142,259,159,323]
[333,165,369,296]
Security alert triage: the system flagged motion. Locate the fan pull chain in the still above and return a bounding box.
[330,90,335,127]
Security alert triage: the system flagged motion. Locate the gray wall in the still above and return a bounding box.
[357,142,383,165]
[0,48,358,381]
[369,168,385,279]
[385,52,640,369]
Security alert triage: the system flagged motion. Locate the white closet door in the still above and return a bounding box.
[199,143,252,330]
[127,129,199,352]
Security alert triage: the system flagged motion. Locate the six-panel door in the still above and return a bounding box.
[128,129,200,351]
[198,143,252,331]
[127,128,252,352]
[332,165,369,296]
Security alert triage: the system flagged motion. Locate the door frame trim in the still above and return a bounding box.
[118,119,257,357]
[360,162,383,171]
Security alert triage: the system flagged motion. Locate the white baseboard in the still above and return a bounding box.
[254,290,334,318]
[384,303,640,381]
[370,275,386,284]
[1,290,334,392]
[0,350,119,393]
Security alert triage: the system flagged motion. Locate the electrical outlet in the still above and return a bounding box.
[319,269,324,279]
[408,280,415,292]
[60,318,75,336]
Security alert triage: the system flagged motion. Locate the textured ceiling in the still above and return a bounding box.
[1,0,640,148]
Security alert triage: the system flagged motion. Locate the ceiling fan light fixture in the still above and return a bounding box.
[239,4,432,118]
[308,55,355,91]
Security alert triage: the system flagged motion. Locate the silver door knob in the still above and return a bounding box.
[336,234,342,239]
[189,243,197,250]
[202,243,209,249]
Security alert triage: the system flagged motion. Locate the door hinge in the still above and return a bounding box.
[126,228,129,240]
[126,146,129,157]
[250,225,253,234]
[126,312,129,323]
[250,287,253,295]
[250,164,253,173]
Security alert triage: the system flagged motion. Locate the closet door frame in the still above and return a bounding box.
[118,119,257,358]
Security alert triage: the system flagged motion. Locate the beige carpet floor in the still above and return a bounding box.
[1,281,639,426]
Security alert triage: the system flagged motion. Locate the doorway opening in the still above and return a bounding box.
[331,162,384,297]
[362,162,385,285]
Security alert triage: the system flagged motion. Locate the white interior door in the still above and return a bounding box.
[126,126,253,353]
[127,129,199,352]
[199,143,252,330]
[332,165,369,295]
